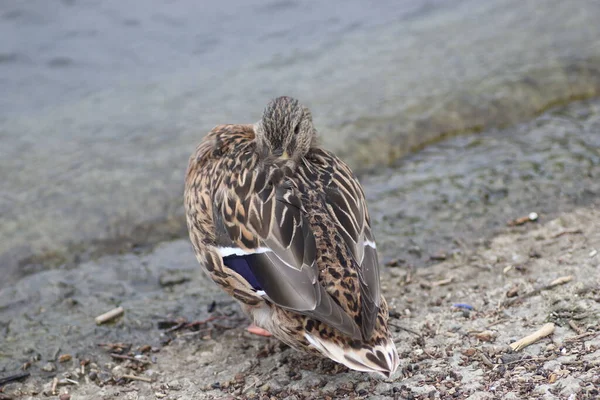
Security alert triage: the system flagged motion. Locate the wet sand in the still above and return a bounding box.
[3,196,599,399]
[1,97,599,399]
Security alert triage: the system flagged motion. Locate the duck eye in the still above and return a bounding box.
[294,123,301,135]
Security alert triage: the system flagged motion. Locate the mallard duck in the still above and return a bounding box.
[184,96,399,377]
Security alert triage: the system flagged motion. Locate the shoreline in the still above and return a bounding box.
[3,205,598,399]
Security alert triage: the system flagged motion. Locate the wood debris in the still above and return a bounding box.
[95,307,124,325]
[122,374,152,383]
[502,275,573,306]
[509,323,555,351]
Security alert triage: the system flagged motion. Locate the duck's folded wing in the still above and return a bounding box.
[217,168,362,340]
[322,159,381,341]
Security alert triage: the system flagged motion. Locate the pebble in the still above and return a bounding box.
[59,394,71,400]
[97,371,112,382]
[355,381,370,395]
[260,384,270,392]
[111,365,128,378]
[167,380,182,391]
[41,362,56,372]
[145,369,160,379]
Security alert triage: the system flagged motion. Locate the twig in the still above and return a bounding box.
[478,351,495,368]
[502,356,547,366]
[0,372,30,386]
[563,331,598,343]
[95,307,124,325]
[110,353,136,362]
[485,319,508,329]
[568,320,585,335]
[164,315,226,333]
[110,354,147,363]
[502,276,573,307]
[552,229,583,238]
[389,322,422,337]
[510,323,555,351]
[122,374,152,383]
[421,277,453,289]
[51,377,58,395]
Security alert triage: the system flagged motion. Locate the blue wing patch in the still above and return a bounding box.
[222,254,263,291]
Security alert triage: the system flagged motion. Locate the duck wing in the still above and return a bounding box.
[315,151,382,340]
[215,167,362,340]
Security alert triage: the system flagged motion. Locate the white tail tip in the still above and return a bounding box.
[305,333,399,378]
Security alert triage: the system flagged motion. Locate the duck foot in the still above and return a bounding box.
[247,323,272,337]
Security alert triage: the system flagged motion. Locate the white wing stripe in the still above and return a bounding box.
[217,246,272,257]
[363,239,377,249]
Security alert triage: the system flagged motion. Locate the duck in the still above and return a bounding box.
[184,96,399,377]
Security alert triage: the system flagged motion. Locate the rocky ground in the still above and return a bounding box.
[2,206,598,400]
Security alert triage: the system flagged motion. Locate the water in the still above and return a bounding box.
[2,0,600,284]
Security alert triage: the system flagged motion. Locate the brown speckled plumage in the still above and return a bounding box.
[184,96,399,377]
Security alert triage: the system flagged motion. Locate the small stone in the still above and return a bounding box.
[463,348,477,356]
[260,384,270,392]
[97,371,112,382]
[139,344,152,353]
[59,394,71,400]
[111,365,128,378]
[234,373,245,382]
[168,380,182,391]
[58,354,72,363]
[145,369,159,379]
[159,271,191,287]
[475,330,496,342]
[41,362,56,372]
[88,371,97,381]
[356,381,370,396]
[528,212,538,221]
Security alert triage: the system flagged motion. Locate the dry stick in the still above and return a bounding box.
[502,356,548,366]
[389,322,422,337]
[563,331,599,343]
[502,276,573,307]
[110,353,143,362]
[478,351,495,369]
[51,377,58,395]
[95,307,124,325]
[486,319,509,328]
[0,372,30,386]
[432,277,453,286]
[510,323,555,351]
[553,229,583,238]
[122,374,152,383]
[568,320,585,335]
[165,315,226,333]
